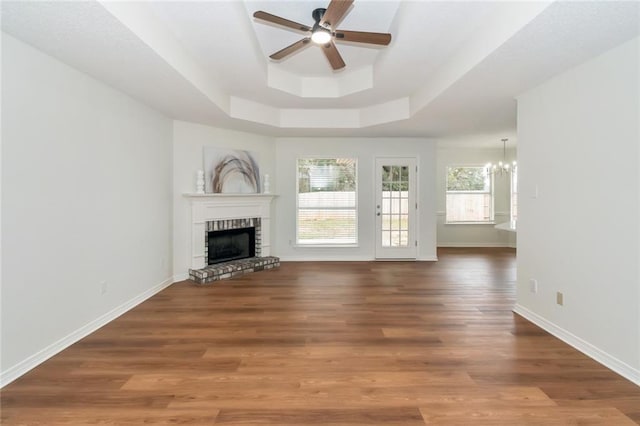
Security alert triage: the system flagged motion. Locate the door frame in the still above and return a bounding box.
[374,157,419,260]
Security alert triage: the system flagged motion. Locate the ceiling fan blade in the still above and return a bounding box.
[270,38,312,60]
[321,41,346,70]
[319,0,354,29]
[253,11,311,32]
[335,30,392,46]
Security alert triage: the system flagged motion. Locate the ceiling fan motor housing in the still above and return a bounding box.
[312,8,327,25]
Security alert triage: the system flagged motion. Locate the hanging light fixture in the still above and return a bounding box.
[486,138,516,176]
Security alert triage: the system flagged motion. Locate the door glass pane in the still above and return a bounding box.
[391,198,400,214]
[382,214,391,231]
[390,231,399,246]
[382,231,390,247]
[400,231,408,246]
[380,164,410,248]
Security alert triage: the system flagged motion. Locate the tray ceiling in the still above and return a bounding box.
[2,0,638,138]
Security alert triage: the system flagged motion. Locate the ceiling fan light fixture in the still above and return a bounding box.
[311,26,332,44]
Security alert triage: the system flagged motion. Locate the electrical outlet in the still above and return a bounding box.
[100,280,108,295]
[529,279,538,294]
[556,291,563,306]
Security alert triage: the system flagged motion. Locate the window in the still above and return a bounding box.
[511,165,518,221]
[297,158,357,245]
[381,165,410,247]
[446,166,493,223]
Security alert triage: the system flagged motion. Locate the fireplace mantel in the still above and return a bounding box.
[183,193,276,270]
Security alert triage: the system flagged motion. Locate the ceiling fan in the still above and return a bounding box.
[253,0,392,70]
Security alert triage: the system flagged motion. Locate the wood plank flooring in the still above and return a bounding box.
[2,248,639,425]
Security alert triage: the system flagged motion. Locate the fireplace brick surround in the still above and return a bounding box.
[184,194,278,284]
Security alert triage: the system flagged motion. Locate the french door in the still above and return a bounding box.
[375,158,418,259]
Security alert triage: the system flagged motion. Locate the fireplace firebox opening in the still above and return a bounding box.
[207,227,256,265]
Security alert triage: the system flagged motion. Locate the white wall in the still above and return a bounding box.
[1,34,174,385]
[274,138,437,261]
[172,121,275,278]
[436,145,516,247]
[516,37,640,383]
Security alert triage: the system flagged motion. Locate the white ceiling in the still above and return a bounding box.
[1,0,639,142]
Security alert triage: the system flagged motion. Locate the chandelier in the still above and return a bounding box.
[486,138,516,176]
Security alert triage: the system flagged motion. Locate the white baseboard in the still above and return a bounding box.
[0,276,175,388]
[513,304,640,387]
[417,256,439,261]
[278,256,372,262]
[279,256,439,262]
[437,242,511,248]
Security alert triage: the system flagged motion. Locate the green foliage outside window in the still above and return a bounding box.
[446,167,489,191]
[298,158,356,193]
[381,165,409,191]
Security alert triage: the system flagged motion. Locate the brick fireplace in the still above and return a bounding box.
[184,194,278,284]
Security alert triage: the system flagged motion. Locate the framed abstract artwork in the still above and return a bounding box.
[203,148,261,193]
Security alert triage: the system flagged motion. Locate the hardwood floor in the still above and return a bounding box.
[2,248,639,425]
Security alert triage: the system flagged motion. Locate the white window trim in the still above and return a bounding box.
[445,164,495,224]
[295,157,359,247]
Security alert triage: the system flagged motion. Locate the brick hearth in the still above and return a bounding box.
[189,256,280,285]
